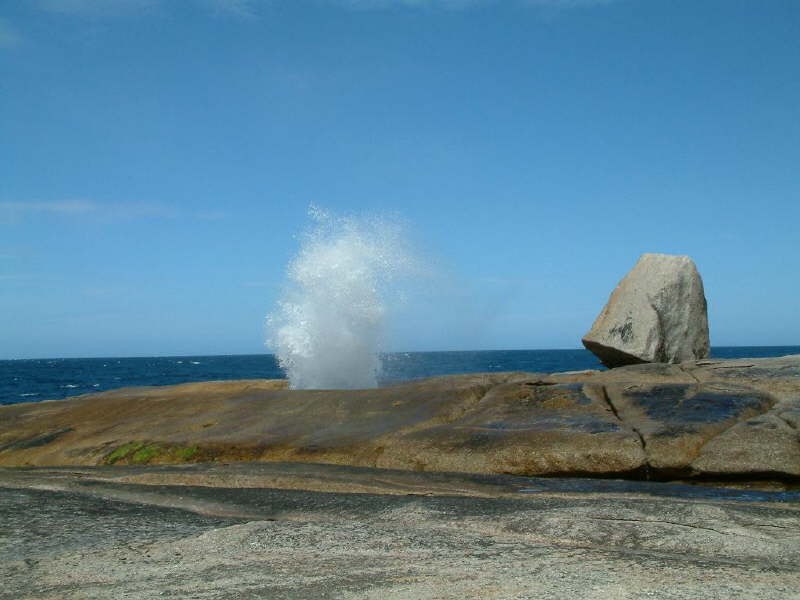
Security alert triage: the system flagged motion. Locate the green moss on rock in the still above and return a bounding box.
[105,442,146,465]
[131,444,163,464]
[175,445,199,461]
[104,442,203,465]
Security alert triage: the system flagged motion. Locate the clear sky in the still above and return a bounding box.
[1,0,798,359]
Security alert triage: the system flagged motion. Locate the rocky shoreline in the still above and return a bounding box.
[2,462,800,599]
[1,355,799,486]
[2,355,800,598]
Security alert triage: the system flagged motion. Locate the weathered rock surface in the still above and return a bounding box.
[0,355,798,486]
[582,253,710,367]
[1,464,799,599]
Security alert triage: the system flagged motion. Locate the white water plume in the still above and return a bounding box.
[266,206,415,389]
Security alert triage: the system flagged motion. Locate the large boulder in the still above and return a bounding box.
[582,253,710,368]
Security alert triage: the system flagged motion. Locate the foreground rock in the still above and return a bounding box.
[1,355,798,486]
[582,253,710,367]
[1,464,799,599]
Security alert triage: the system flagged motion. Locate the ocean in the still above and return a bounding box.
[1,346,799,406]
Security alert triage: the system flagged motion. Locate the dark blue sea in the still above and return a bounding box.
[1,346,799,406]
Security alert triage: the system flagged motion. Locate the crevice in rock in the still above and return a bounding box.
[687,393,780,465]
[679,365,702,385]
[631,428,651,481]
[600,386,651,480]
[680,471,800,486]
[776,414,798,431]
[600,386,622,423]
[524,466,652,481]
[684,421,748,467]
[586,516,733,537]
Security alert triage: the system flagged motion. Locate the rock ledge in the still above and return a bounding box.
[1,355,798,486]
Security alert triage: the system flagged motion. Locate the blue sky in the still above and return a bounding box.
[1,0,798,359]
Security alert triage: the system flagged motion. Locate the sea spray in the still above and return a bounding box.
[266,206,415,389]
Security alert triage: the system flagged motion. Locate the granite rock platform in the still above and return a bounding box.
[2,463,800,599]
[2,357,800,598]
[1,355,799,485]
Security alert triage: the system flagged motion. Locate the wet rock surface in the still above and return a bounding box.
[2,357,799,598]
[1,463,800,599]
[603,381,776,476]
[0,356,799,486]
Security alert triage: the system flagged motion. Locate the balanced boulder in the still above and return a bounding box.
[582,253,710,368]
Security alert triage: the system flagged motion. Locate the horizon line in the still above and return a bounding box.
[3,344,800,362]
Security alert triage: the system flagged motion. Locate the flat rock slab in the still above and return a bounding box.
[1,464,800,600]
[395,381,646,476]
[604,382,775,474]
[1,356,799,485]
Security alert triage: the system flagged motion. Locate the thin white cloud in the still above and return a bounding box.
[331,0,619,9]
[0,274,36,294]
[0,274,33,282]
[34,0,261,18]
[525,0,619,7]
[0,200,225,224]
[0,18,22,48]
[31,0,620,17]
[335,0,485,8]
[198,0,263,18]
[195,209,228,221]
[35,0,162,17]
[0,200,96,216]
[0,200,178,223]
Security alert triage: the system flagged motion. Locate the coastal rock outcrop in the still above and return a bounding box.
[3,357,799,600]
[582,253,710,368]
[3,464,800,599]
[1,355,798,486]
